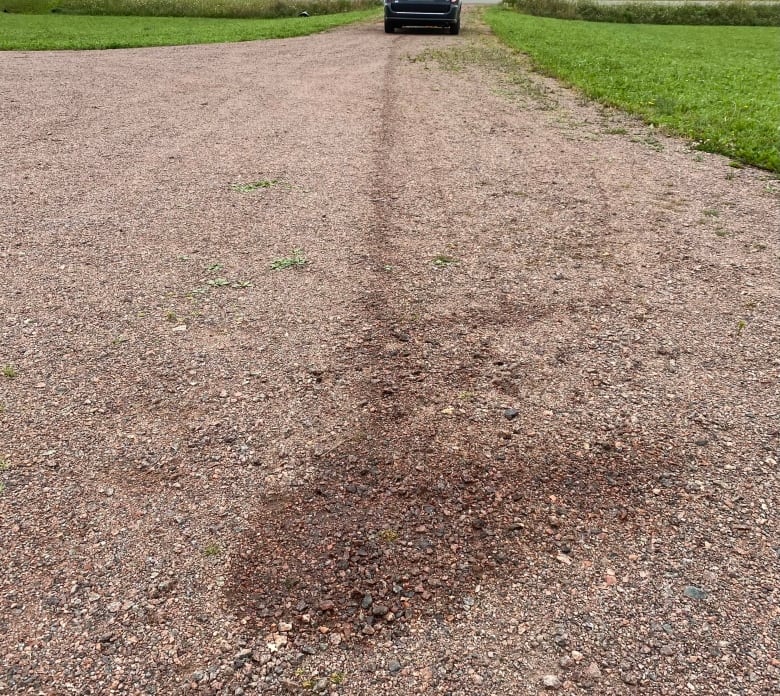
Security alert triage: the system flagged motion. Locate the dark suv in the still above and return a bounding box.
[384,0,462,34]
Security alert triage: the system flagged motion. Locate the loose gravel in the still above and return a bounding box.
[1,11,778,696]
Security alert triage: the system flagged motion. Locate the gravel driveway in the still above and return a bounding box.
[2,12,779,696]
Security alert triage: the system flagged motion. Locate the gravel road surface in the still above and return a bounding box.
[2,12,779,696]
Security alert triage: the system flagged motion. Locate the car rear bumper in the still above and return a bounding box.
[384,1,460,26]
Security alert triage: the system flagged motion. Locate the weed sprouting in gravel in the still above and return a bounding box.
[231,179,281,193]
[194,262,254,292]
[2,365,17,379]
[378,528,399,542]
[271,249,308,271]
[203,542,221,557]
[433,254,459,268]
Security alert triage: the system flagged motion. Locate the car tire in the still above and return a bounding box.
[449,20,460,35]
[384,19,396,33]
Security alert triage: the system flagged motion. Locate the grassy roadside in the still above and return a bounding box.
[0,9,380,49]
[502,0,780,26]
[3,0,379,16]
[485,8,780,172]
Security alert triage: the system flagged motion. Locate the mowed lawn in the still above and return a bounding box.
[0,9,379,50]
[485,8,780,172]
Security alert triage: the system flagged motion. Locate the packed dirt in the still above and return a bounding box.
[1,10,779,696]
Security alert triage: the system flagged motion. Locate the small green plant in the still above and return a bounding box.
[713,229,728,237]
[0,460,9,471]
[604,127,628,135]
[2,365,17,379]
[330,671,346,685]
[0,481,5,495]
[203,542,221,557]
[736,319,747,335]
[231,179,281,193]
[703,208,720,217]
[165,310,179,323]
[433,254,459,268]
[271,249,307,270]
[196,263,253,292]
[378,528,399,542]
[728,160,745,169]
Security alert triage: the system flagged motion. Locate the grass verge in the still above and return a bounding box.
[502,0,780,26]
[0,8,380,49]
[2,0,379,17]
[485,8,780,171]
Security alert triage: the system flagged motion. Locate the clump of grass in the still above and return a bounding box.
[271,249,307,271]
[2,365,17,379]
[203,542,221,557]
[231,179,281,192]
[378,528,399,542]
[433,254,459,268]
[198,262,253,290]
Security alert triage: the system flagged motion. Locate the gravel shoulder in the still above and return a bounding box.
[1,12,779,696]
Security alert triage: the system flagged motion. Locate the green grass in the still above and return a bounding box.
[485,9,780,171]
[0,8,379,49]
[2,0,379,17]
[502,0,780,26]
